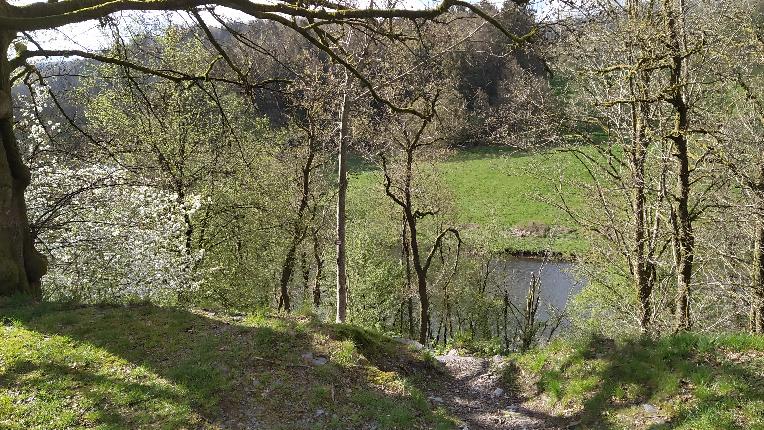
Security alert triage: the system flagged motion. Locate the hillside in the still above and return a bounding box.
[0,299,456,429]
[511,334,764,429]
[349,147,589,256]
[4,299,764,429]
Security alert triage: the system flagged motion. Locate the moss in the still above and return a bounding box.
[331,323,390,357]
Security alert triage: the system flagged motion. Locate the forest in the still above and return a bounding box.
[3,0,764,429]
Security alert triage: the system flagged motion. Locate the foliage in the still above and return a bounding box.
[17,89,203,304]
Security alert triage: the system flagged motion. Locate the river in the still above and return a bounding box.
[496,257,583,315]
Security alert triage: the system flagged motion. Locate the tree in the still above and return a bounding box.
[335,73,351,322]
[0,0,531,298]
[276,60,334,313]
[373,88,463,343]
[555,0,671,334]
[16,85,203,303]
[712,6,764,332]
[556,0,732,334]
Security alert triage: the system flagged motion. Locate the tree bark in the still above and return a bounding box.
[278,240,297,312]
[0,32,46,298]
[278,133,317,312]
[312,229,323,307]
[753,220,764,333]
[752,166,764,333]
[335,82,350,323]
[630,82,654,334]
[665,0,694,332]
[398,150,430,344]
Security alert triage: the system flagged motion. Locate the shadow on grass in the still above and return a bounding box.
[534,333,764,429]
[1,299,455,429]
[320,323,569,428]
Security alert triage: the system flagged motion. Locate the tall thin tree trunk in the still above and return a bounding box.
[753,221,764,333]
[301,248,310,301]
[407,215,430,344]
[278,241,297,312]
[752,166,764,333]
[0,33,46,298]
[665,0,694,332]
[278,134,316,313]
[401,213,416,338]
[407,297,414,339]
[312,229,323,307]
[335,82,351,323]
[632,96,653,333]
[626,1,656,334]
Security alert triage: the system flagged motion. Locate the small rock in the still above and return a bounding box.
[312,356,328,365]
[429,396,444,403]
[492,388,504,397]
[502,405,519,414]
[447,348,459,357]
[642,403,659,414]
[394,337,425,350]
[301,352,328,365]
[315,409,325,417]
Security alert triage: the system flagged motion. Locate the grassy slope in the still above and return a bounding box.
[511,334,764,430]
[349,147,589,255]
[0,298,455,430]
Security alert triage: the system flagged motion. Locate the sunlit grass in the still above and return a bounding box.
[512,333,764,429]
[0,298,457,429]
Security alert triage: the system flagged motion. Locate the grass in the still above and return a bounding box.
[511,333,764,429]
[0,297,457,429]
[348,146,590,255]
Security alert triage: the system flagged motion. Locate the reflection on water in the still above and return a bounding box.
[496,257,583,314]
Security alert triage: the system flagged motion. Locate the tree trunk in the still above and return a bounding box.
[278,131,317,313]
[278,238,297,312]
[407,214,429,344]
[396,148,430,344]
[753,221,764,333]
[631,94,653,334]
[407,297,414,339]
[0,32,46,298]
[335,83,350,323]
[401,213,416,338]
[665,0,694,332]
[312,229,323,307]
[752,167,764,333]
[672,135,693,332]
[301,248,310,299]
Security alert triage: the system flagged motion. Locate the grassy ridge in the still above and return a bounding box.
[349,147,589,255]
[0,298,455,429]
[511,333,764,429]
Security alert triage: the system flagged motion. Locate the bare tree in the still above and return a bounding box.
[374,91,463,343]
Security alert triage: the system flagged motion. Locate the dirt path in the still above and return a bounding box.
[428,354,561,430]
